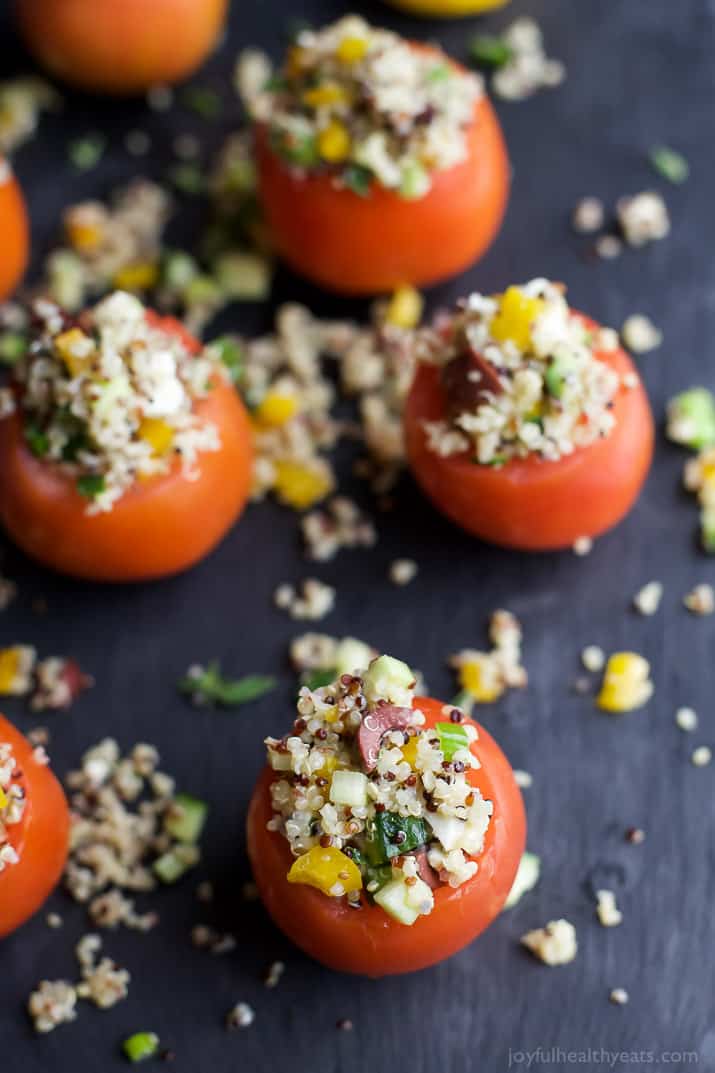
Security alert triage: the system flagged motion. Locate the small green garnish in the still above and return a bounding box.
[300,667,337,691]
[123,1032,160,1063]
[0,332,27,365]
[649,145,689,185]
[25,424,49,457]
[208,336,244,384]
[76,474,106,499]
[365,812,430,864]
[274,131,319,168]
[179,661,276,707]
[342,164,373,198]
[435,722,470,761]
[399,160,429,201]
[161,250,199,291]
[469,35,512,69]
[68,134,107,171]
[181,86,222,119]
[427,63,451,83]
[168,163,206,196]
[481,455,508,468]
[165,793,208,844]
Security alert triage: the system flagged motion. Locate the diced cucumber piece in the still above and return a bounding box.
[334,638,374,677]
[667,388,715,450]
[123,1032,160,1063]
[701,507,715,553]
[545,352,577,399]
[329,770,368,809]
[207,336,243,385]
[435,722,470,761]
[425,811,466,852]
[504,851,541,909]
[399,160,429,201]
[0,332,27,365]
[164,793,208,843]
[373,877,420,925]
[363,654,414,707]
[365,812,429,864]
[153,843,200,884]
[162,249,199,291]
[213,251,271,301]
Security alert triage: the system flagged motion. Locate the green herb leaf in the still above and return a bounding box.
[168,163,206,196]
[365,812,430,864]
[179,660,276,707]
[0,332,27,365]
[300,667,337,691]
[208,336,244,384]
[76,474,106,498]
[469,35,512,69]
[25,423,49,457]
[342,164,372,198]
[182,86,222,120]
[68,134,106,171]
[649,145,689,184]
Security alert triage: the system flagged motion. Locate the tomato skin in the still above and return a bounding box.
[405,319,654,551]
[255,87,509,295]
[0,714,70,939]
[0,314,253,582]
[0,161,29,301]
[247,697,525,977]
[15,0,227,95]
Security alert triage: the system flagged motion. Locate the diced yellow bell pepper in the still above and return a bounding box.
[459,657,503,703]
[287,845,362,896]
[597,652,653,713]
[385,285,423,330]
[254,392,298,428]
[138,417,174,456]
[0,648,21,694]
[490,287,545,352]
[303,82,349,109]
[400,735,419,768]
[317,120,351,163]
[112,261,159,292]
[54,328,94,377]
[0,786,8,810]
[336,36,368,64]
[273,460,332,510]
[65,218,104,254]
[313,751,340,775]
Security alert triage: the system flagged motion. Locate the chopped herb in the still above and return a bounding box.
[68,134,106,171]
[76,474,106,499]
[342,164,372,198]
[365,812,429,864]
[168,163,206,196]
[649,145,689,184]
[179,660,276,707]
[469,35,512,69]
[300,667,337,691]
[123,1032,160,1063]
[273,131,319,168]
[208,336,243,384]
[25,423,49,457]
[0,332,27,365]
[181,86,222,119]
[427,63,451,83]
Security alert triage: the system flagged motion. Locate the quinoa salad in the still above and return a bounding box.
[420,279,624,465]
[0,741,27,873]
[8,291,224,514]
[240,15,483,199]
[264,654,493,925]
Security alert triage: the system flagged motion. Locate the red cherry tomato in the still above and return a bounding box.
[16,0,227,95]
[247,696,525,977]
[254,57,509,295]
[0,313,253,581]
[0,714,70,939]
[405,318,654,550]
[0,160,29,301]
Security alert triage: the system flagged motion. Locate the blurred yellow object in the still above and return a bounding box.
[385,0,510,16]
[385,285,423,330]
[254,392,298,428]
[318,120,351,163]
[138,417,174,456]
[459,656,503,703]
[273,460,332,510]
[112,261,159,292]
[490,286,545,353]
[597,652,653,713]
[54,328,94,377]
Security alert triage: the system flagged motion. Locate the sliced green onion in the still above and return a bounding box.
[123,1032,160,1063]
[0,332,27,365]
[435,722,470,761]
[342,164,372,198]
[649,145,689,184]
[469,35,512,69]
[25,424,49,457]
[207,336,243,384]
[182,86,222,119]
[179,661,277,707]
[68,134,106,171]
[76,474,105,498]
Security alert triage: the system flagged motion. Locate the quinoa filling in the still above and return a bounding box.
[264,654,493,925]
[9,291,223,514]
[420,279,622,465]
[240,15,482,199]
[0,741,27,871]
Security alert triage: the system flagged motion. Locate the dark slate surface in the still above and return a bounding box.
[1,0,714,1070]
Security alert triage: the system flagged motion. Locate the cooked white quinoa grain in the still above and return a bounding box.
[573,536,594,556]
[491,18,565,102]
[513,769,533,789]
[610,988,629,1006]
[595,235,622,260]
[302,497,377,561]
[389,558,418,586]
[274,578,336,620]
[675,707,698,732]
[621,315,662,354]
[691,746,712,768]
[449,610,527,706]
[683,583,714,615]
[227,1002,255,1029]
[617,191,670,246]
[521,919,577,966]
[0,740,27,872]
[633,581,663,616]
[571,197,605,234]
[595,889,623,927]
[581,645,605,673]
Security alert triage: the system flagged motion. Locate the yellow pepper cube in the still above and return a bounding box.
[317,120,351,163]
[313,751,340,775]
[597,652,653,712]
[385,285,424,330]
[303,82,349,109]
[400,735,419,768]
[54,328,95,377]
[0,648,21,694]
[273,460,333,510]
[287,845,362,896]
[0,786,8,810]
[255,392,298,428]
[65,218,104,254]
[459,656,503,703]
[336,36,368,64]
[138,417,174,456]
[490,287,545,352]
[112,261,159,293]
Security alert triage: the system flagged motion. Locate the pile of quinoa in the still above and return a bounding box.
[239,15,482,198]
[0,741,26,873]
[420,279,623,465]
[10,291,224,514]
[265,655,493,918]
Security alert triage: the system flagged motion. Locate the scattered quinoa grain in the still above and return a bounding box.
[691,745,712,768]
[274,578,336,620]
[633,581,663,616]
[573,536,593,556]
[521,919,577,966]
[581,645,605,673]
[675,707,698,732]
[389,558,418,586]
[513,769,532,789]
[46,912,63,929]
[621,315,662,354]
[683,583,714,615]
[595,235,622,260]
[610,988,629,1006]
[226,1002,254,1029]
[625,826,645,844]
[617,191,670,246]
[264,960,285,988]
[336,1018,354,1031]
[595,889,622,927]
[572,197,605,234]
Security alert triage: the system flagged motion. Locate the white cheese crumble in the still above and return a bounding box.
[521,919,578,966]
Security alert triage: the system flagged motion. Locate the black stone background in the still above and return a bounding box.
[1,1,714,1070]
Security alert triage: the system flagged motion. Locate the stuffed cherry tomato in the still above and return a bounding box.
[386,0,510,15]
[248,654,525,977]
[0,159,29,301]
[405,280,654,550]
[243,15,509,294]
[0,291,252,581]
[0,714,70,938]
[16,0,227,95]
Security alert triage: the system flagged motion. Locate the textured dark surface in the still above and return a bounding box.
[1,0,715,1070]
